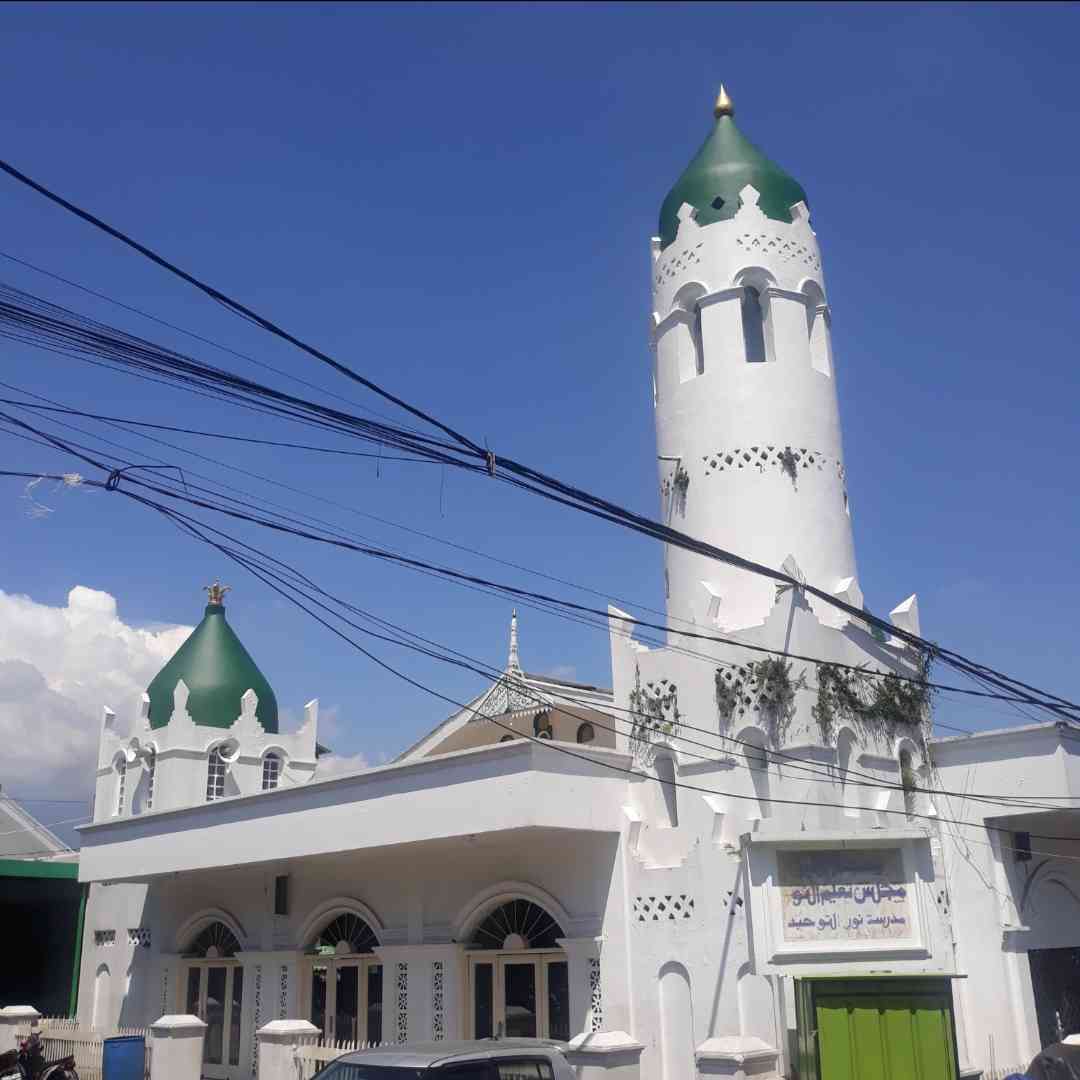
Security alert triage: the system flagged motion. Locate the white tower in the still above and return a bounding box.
[650,87,857,633]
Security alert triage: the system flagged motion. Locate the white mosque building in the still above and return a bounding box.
[70,89,1080,1080]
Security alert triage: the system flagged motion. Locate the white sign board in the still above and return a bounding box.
[777,848,913,944]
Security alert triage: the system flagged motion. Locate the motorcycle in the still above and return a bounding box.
[0,1032,77,1080]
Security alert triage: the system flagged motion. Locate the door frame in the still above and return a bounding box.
[794,976,962,1080]
[180,959,244,1079]
[465,950,567,1040]
[300,954,384,1044]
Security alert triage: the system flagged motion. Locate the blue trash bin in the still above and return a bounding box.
[103,1035,146,1080]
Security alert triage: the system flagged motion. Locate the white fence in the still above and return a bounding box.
[294,1036,386,1080]
[13,1018,151,1080]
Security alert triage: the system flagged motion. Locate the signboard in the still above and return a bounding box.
[777,848,912,944]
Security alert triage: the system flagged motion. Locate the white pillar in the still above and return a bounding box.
[149,1015,206,1080]
[257,1019,319,1080]
[0,1006,40,1050]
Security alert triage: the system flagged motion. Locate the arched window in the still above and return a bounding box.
[469,899,565,951]
[206,748,226,803]
[672,283,706,382]
[836,729,858,817]
[144,748,156,812]
[576,722,596,745]
[262,752,281,791]
[533,711,552,738]
[742,728,772,819]
[115,756,127,816]
[803,281,831,375]
[309,912,378,956]
[185,921,241,959]
[499,734,515,743]
[655,753,679,828]
[92,964,110,1029]
[741,286,768,364]
[899,748,918,820]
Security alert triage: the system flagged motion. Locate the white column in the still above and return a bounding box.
[557,937,603,1039]
[149,1015,206,1080]
[376,945,451,1045]
[256,1020,319,1080]
[0,1006,40,1050]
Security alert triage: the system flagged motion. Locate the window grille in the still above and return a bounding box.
[206,747,227,802]
[262,752,281,791]
[116,758,127,816]
[145,748,156,811]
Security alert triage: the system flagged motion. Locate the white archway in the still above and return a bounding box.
[452,881,572,944]
[174,907,248,954]
[296,896,386,950]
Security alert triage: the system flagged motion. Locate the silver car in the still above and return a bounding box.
[316,1039,575,1080]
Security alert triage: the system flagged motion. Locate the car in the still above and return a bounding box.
[315,1039,575,1080]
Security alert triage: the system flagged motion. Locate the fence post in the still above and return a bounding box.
[148,1015,205,1080]
[0,1007,40,1050]
[256,1020,320,1080]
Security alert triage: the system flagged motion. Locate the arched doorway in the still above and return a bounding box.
[180,921,244,1079]
[302,911,383,1045]
[465,899,569,1041]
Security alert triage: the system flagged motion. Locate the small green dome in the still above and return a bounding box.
[658,88,808,250]
[146,587,278,733]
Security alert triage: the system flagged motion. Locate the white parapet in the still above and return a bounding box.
[0,1006,41,1049]
[257,1019,321,1080]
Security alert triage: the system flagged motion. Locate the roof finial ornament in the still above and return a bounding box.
[714,83,734,119]
[204,581,231,606]
[507,609,521,674]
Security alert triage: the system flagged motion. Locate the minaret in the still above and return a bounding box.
[507,608,522,674]
[650,86,858,633]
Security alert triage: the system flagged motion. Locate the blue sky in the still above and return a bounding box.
[1,2,1078,828]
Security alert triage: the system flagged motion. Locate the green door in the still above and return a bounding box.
[796,978,960,1080]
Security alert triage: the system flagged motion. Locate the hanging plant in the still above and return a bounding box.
[715,658,806,745]
[629,665,681,750]
[812,653,933,746]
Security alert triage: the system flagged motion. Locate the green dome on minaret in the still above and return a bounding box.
[658,86,809,250]
[146,584,278,733]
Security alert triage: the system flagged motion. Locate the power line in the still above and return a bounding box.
[0,268,1073,724]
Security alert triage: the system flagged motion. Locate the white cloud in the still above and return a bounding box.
[315,751,371,780]
[0,586,191,801]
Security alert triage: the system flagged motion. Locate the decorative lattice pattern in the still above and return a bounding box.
[94,930,116,947]
[128,927,151,948]
[734,232,820,270]
[160,969,169,1017]
[702,445,844,481]
[396,963,408,1043]
[251,964,262,1077]
[469,899,565,951]
[279,965,288,1019]
[186,921,240,959]
[654,242,704,286]
[588,958,603,1032]
[633,895,695,922]
[312,913,378,955]
[432,961,445,1040]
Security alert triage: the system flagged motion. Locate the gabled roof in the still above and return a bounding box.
[0,791,75,860]
[394,612,612,763]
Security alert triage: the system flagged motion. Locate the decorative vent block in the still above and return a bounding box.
[128,927,151,948]
[633,894,695,922]
[94,930,116,947]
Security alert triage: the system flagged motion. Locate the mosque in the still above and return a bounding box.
[71,88,1080,1080]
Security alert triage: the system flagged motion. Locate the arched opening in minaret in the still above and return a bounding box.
[802,280,831,376]
[740,286,768,364]
[672,283,706,381]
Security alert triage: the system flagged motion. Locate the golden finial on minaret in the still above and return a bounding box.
[714,84,734,119]
[204,582,231,606]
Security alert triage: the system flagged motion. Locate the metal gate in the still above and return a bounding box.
[795,977,960,1080]
[1029,946,1080,1048]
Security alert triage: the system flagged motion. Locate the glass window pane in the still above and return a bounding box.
[367,964,383,1045]
[204,966,226,1064]
[336,965,360,1044]
[497,1063,543,1080]
[504,964,537,1038]
[229,967,244,1065]
[473,963,493,1039]
[546,961,569,1041]
[310,965,328,1037]
[185,967,200,1015]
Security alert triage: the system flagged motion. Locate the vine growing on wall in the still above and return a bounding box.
[661,463,690,518]
[714,658,807,746]
[812,653,933,746]
[629,665,681,757]
[777,446,799,486]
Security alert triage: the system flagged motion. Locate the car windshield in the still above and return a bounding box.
[318,1064,427,1080]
